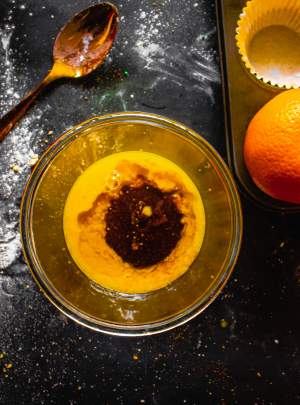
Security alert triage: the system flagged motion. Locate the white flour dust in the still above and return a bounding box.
[133,4,220,100]
[133,8,164,69]
[0,12,46,269]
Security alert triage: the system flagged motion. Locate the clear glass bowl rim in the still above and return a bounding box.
[20,111,243,337]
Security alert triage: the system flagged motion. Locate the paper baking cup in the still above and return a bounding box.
[236,0,300,89]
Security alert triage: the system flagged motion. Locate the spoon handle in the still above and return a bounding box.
[0,70,57,142]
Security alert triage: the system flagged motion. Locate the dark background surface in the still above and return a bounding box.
[0,0,299,404]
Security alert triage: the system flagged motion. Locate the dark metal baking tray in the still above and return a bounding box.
[215,0,300,213]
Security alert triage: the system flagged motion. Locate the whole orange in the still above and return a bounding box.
[244,89,300,204]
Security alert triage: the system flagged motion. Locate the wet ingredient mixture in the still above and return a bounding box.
[63,151,205,294]
[105,179,184,268]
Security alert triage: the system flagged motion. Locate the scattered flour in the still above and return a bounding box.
[135,42,164,68]
[133,4,220,99]
[0,6,45,269]
[133,8,164,68]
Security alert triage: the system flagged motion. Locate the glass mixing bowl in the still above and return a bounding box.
[21,112,242,336]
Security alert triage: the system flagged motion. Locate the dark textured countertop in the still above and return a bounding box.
[0,1,299,404]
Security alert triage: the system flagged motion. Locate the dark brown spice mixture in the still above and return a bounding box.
[105,179,184,268]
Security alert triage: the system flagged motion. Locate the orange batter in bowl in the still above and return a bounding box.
[63,151,205,294]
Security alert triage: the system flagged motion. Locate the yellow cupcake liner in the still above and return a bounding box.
[236,0,300,89]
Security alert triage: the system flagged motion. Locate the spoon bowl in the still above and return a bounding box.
[53,3,119,78]
[0,2,119,141]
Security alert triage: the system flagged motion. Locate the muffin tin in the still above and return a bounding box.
[216,0,300,212]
